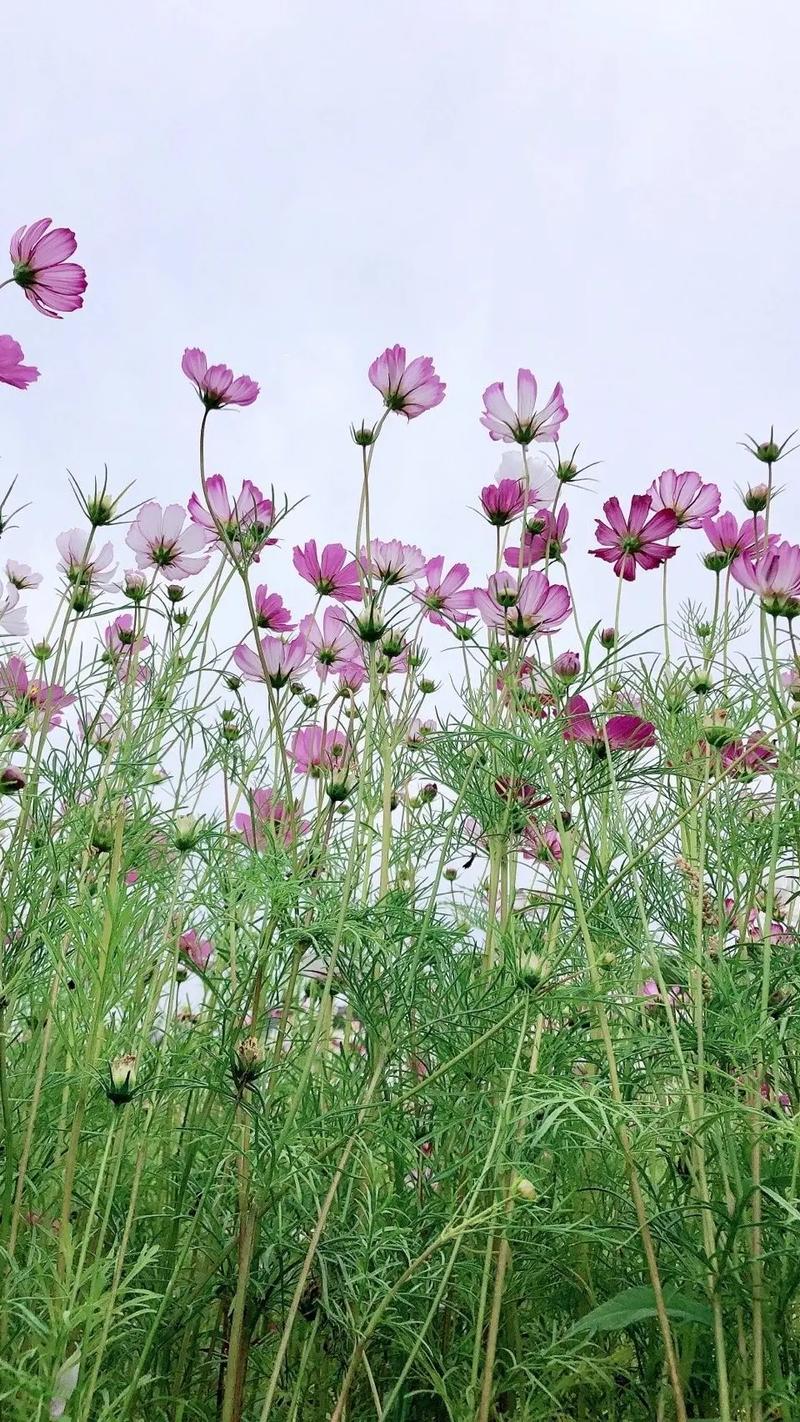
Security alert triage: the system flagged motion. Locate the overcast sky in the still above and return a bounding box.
[2,0,799,643]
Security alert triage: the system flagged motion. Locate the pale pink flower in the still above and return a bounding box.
[505,505,570,568]
[731,540,800,617]
[179,929,214,972]
[702,511,777,570]
[5,560,42,590]
[126,503,209,581]
[232,633,308,687]
[254,586,295,632]
[473,569,571,638]
[413,556,475,626]
[564,694,656,753]
[188,474,274,553]
[103,613,148,658]
[288,724,350,775]
[57,529,116,592]
[298,608,360,679]
[235,786,309,848]
[406,716,436,746]
[648,469,720,528]
[181,348,259,409]
[0,334,39,389]
[359,538,427,585]
[522,822,562,864]
[337,661,368,693]
[495,450,559,506]
[590,495,678,581]
[10,218,86,318]
[368,345,445,419]
[293,541,361,602]
[0,582,27,636]
[480,368,567,444]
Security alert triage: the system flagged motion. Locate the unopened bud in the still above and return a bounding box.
[513,1174,537,1201]
[174,815,201,852]
[0,766,26,795]
[231,1035,266,1088]
[107,1053,138,1106]
[599,627,616,649]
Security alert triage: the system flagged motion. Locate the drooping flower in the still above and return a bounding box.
[235,786,309,848]
[298,608,360,679]
[293,540,361,602]
[563,694,656,753]
[720,734,777,777]
[480,368,567,445]
[731,540,800,617]
[647,470,721,528]
[10,219,86,319]
[5,560,42,590]
[522,822,562,864]
[188,475,275,555]
[368,345,445,419]
[0,334,39,390]
[181,348,259,409]
[289,724,351,776]
[0,582,27,636]
[358,538,427,585]
[253,586,295,632]
[701,511,777,570]
[232,633,308,687]
[505,505,570,568]
[590,495,678,581]
[126,503,210,581]
[179,929,214,972]
[412,556,475,627]
[479,478,526,526]
[473,569,571,639]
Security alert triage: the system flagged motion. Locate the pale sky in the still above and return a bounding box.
[2,0,800,642]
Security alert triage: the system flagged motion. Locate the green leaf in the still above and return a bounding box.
[569,1285,712,1336]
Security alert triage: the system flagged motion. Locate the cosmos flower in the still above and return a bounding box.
[413,556,475,627]
[731,540,800,617]
[368,345,445,419]
[0,334,39,389]
[563,695,656,753]
[480,368,567,444]
[648,469,720,528]
[235,787,309,848]
[126,503,210,581]
[293,541,361,601]
[358,538,427,585]
[232,633,308,687]
[590,495,678,581]
[298,608,360,679]
[253,586,295,632]
[473,570,571,638]
[9,218,86,318]
[188,475,275,554]
[181,347,259,409]
[505,505,570,568]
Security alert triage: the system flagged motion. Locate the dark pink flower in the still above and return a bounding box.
[479,478,525,526]
[298,608,360,679]
[505,505,570,568]
[126,502,210,581]
[0,655,74,732]
[5,560,41,590]
[293,541,361,602]
[188,475,274,554]
[181,348,259,409]
[368,345,445,419]
[358,538,427,585]
[232,633,308,687]
[564,695,656,753]
[103,613,148,657]
[413,556,475,627]
[648,470,720,528]
[721,734,777,777]
[0,334,39,390]
[289,724,350,776]
[702,511,777,570]
[254,586,295,632]
[235,786,308,848]
[731,540,800,617]
[9,219,86,319]
[590,495,678,581]
[480,368,567,445]
[179,929,214,972]
[473,569,571,639]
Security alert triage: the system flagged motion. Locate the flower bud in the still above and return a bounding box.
[599,626,616,649]
[418,677,437,695]
[553,650,580,683]
[350,420,377,447]
[0,766,25,795]
[743,483,770,513]
[512,1174,537,1201]
[174,815,202,852]
[166,583,185,604]
[107,1053,138,1106]
[443,866,458,882]
[753,440,782,464]
[691,670,713,694]
[123,571,148,602]
[172,609,190,628]
[232,1035,266,1087]
[518,953,544,990]
[32,641,53,662]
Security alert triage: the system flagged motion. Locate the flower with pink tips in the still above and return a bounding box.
[289,724,351,776]
[505,505,570,568]
[0,581,27,636]
[293,540,361,602]
[56,530,117,592]
[701,511,777,570]
[479,479,526,527]
[298,608,360,679]
[480,368,568,445]
[5,561,42,591]
[9,218,86,319]
[359,538,427,585]
[126,502,210,581]
[179,929,214,973]
[590,495,678,581]
[181,348,259,409]
[188,475,275,554]
[731,540,800,617]
[253,586,295,632]
[648,469,720,528]
[0,334,39,390]
[368,345,445,419]
[235,786,309,849]
[232,633,308,687]
[563,694,656,753]
[522,822,562,865]
[473,569,571,639]
[413,556,475,627]
[0,655,74,732]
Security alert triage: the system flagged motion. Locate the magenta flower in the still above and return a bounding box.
[9,219,86,319]
[413,556,475,627]
[563,694,656,753]
[293,540,361,602]
[732,540,800,617]
[188,475,275,553]
[179,929,214,973]
[720,734,777,777]
[0,655,74,732]
[254,586,295,632]
[480,368,567,445]
[702,511,777,570]
[479,478,526,526]
[359,538,427,585]
[104,614,149,663]
[473,569,571,639]
[5,561,42,591]
[56,529,116,592]
[648,469,720,528]
[0,582,27,636]
[126,502,210,581]
[505,505,570,568]
[0,334,39,390]
[298,608,360,679]
[553,650,580,682]
[235,786,309,849]
[181,348,259,409]
[368,345,445,419]
[232,633,308,687]
[289,724,350,776]
[590,495,678,581]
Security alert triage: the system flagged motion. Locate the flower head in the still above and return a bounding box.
[126,502,209,581]
[359,538,427,585]
[505,505,570,568]
[648,470,720,528]
[701,511,777,570]
[5,560,42,590]
[298,608,360,679]
[479,478,525,526]
[0,656,74,732]
[293,540,361,602]
[188,475,275,555]
[253,586,295,632]
[0,334,39,390]
[563,694,656,753]
[480,368,567,445]
[181,348,259,409]
[522,822,562,865]
[235,786,309,848]
[289,724,351,776]
[732,540,800,617]
[590,495,678,581]
[368,345,445,419]
[473,569,571,639]
[232,633,308,687]
[0,581,27,636]
[413,556,475,627]
[56,529,116,595]
[10,219,86,318]
[179,929,214,973]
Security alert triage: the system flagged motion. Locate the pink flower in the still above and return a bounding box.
[9,219,86,319]
[5,560,41,590]
[254,586,295,632]
[188,475,275,554]
[179,929,214,972]
[407,716,436,746]
[235,786,308,848]
[731,540,800,617]
[298,608,360,679]
[590,495,678,581]
[56,529,116,592]
[368,345,445,419]
[126,502,210,581]
[289,724,350,775]
[0,582,27,636]
[413,556,475,627]
[337,661,368,694]
[702,511,777,570]
[720,734,777,777]
[648,470,720,528]
[359,538,427,585]
[505,505,570,568]
[479,478,526,526]
[553,650,580,682]
[522,822,562,864]
[181,348,259,409]
[473,570,571,639]
[0,656,74,732]
[480,368,567,445]
[103,613,147,657]
[293,541,361,602]
[564,695,656,753]
[232,633,308,687]
[0,334,39,390]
